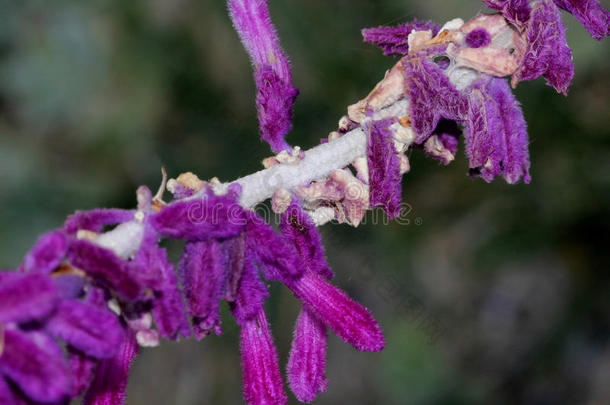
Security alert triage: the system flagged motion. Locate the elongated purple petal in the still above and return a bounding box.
[231,249,269,326]
[180,240,227,339]
[287,307,328,403]
[403,57,469,143]
[83,330,138,405]
[64,209,135,235]
[245,211,303,283]
[68,348,98,397]
[365,118,403,219]
[68,240,142,300]
[224,234,247,303]
[0,272,57,324]
[46,299,124,359]
[151,185,246,241]
[240,310,287,405]
[362,19,441,56]
[289,271,385,352]
[21,230,68,274]
[0,328,72,403]
[228,0,298,153]
[280,201,333,279]
[513,0,574,94]
[553,0,609,40]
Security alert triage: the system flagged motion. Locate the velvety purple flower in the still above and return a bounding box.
[179,240,227,339]
[0,272,57,324]
[362,19,441,56]
[21,230,69,274]
[0,327,72,403]
[288,271,385,352]
[553,0,609,40]
[280,201,333,279]
[83,330,138,405]
[466,28,492,48]
[287,307,328,403]
[46,299,125,359]
[68,239,143,300]
[64,209,135,235]
[519,0,574,94]
[245,210,303,283]
[403,57,469,143]
[365,118,403,219]
[465,77,530,183]
[484,0,532,29]
[239,309,287,405]
[228,0,298,153]
[230,247,269,326]
[68,348,98,398]
[151,184,246,241]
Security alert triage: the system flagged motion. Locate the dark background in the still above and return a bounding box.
[1,1,609,404]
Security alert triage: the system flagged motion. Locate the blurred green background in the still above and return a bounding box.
[1,0,609,404]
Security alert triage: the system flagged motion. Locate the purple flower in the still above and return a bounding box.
[553,0,609,40]
[362,19,441,56]
[64,209,135,235]
[21,230,69,274]
[0,272,58,324]
[365,118,403,219]
[83,330,138,405]
[239,309,287,405]
[287,307,328,403]
[465,76,530,183]
[466,28,492,48]
[228,0,299,153]
[230,247,269,326]
[280,201,333,279]
[484,0,533,29]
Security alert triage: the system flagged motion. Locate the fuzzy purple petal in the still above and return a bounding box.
[0,328,72,403]
[362,19,441,56]
[179,240,227,339]
[231,248,269,326]
[224,234,247,303]
[289,271,385,352]
[68,348,98,398]
[240,310,287,405]
[46,299,124,359]
[287,307,328,403]
[21,230,68,274]
[514,0,574,94]
[484,0,532,29]
[0,377,20,404]
[54,274,86,299]
[365,118,403,219]
[554,0,610,40]
[0,272,57,324]
[151,185,246,241]
[280,201,333,279]
[245,211,303,283]
[83,330,138,405]
[404,57,469,142]
[228,0,298,153]
[68,239,142,300]
[64,209,135,235]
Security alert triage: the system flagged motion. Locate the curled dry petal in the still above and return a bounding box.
[289,271,385,352]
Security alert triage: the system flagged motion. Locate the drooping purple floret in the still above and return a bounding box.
[46,299,125,359]
[403,57,469,143]
[239,310,287,405]
[228,0,298,153]
[365,118,403,219]
[150,184,246,241]
[245,210,303,283]
[68,348,98,398]
[466,28,492,48]
[289,271,385,352]
[553,0,610,40]
[179,240,226,339]
[513,0,574,94]
[362,19,441,56]
[287,307,328,403]
[231,248,269,326]
[465,77,530,183]
[280,201,333,279]
[0,328,72,403]
[68,239,142,300]
[64,209,135,235]
[0,272,57,324]
[21,230,69,274]
[83,330,138,405]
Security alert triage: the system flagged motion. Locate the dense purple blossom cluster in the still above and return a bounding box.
[0,1,608,404]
